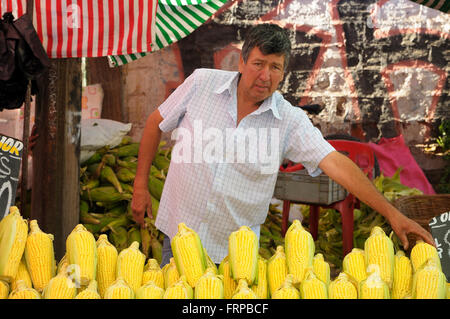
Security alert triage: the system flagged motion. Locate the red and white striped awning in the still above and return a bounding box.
[0,0,157,58]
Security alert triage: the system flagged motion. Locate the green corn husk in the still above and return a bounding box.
[127,227,142,247]
[120,183,134,194]
[119,136,133,146]
[80,210,101,225]
[116,168,136,183]
[148,175,164,201]
[100,166,123,193]
[110,143,140,158]
[102,154,116,167]
[110,227,129,252]
[117,158,138,170]
[81,179,100,191]
[153,154,170,171]
[151,235,163,265]
[83,151,104,166]
[81,186,132,203]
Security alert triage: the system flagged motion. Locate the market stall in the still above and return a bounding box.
[0,0,449,301]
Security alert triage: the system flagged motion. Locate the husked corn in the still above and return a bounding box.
[171,223,207,288]
[271,274,300,299]
[391,250,413,299]
[8,280,41,299]
[218,256,237,299]
[410,240,441,273]
[116,241,145,293]
[285,220,315,284]
[142,258,164,289]
[364,227,394,288]
[24,220,56,292]
[0,206,28,281]
[194,267,224,299]
[136,280,165,299]
[228,226,259,285]
[267,246,288,296]
[251,256,269,299]
[328,272,358,299]
[75,280,101,299]
[96,234,118,298]
[232,279,258,299]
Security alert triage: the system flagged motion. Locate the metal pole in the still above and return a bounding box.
[19,1,34,214]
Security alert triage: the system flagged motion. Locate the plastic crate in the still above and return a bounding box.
[274,170,348,205]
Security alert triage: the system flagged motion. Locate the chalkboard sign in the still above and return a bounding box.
[429,211,450,282]
[0,134,23,220]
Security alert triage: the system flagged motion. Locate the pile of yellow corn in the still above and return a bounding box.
[0,205,448,299]
[79,137,171,264]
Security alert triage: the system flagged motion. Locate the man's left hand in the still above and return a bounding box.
[389,212,436,250]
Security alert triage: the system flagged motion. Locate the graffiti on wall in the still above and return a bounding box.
[167,0,448,142]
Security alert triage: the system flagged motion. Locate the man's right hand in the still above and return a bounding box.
[131,187,153,227]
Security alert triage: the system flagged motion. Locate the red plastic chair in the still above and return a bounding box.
[279,139,375,256]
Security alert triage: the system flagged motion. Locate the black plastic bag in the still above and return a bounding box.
[0,12,50,111]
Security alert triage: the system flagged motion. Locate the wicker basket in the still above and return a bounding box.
[393,194,450,252]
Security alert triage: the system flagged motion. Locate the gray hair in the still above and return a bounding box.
[241,24,292,70]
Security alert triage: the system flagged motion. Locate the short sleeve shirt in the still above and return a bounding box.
[155,68,335,263]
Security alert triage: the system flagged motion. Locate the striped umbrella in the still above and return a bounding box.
[0,0,158,58]
[408,0,449,14]
[108,0,228,67]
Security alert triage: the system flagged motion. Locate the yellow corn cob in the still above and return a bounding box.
[218,256,237,299]
[364,226,394,288]
[410,240,441,273]
[284,219,315,284]
[11,257,32,291]
[8,280,41,299]
[96,234,118,298]
[342,248,367,285]
[75,280,101,299]
[42,264,77,299]
[57,254,67,274]
[299,268,328,299]
[194,267,224,299]
[0,279,9,299]
[116,241,145,292]
[267,245,288,296]
[0,206,28,281]
[163,275,193,299]
[412,258,447,299]
[204,247,218,275]
[271,274,300,299]
[447,283,450,299]
[66,224,97,286]
[171,223,207,287]
[104,277,135,299]
[24,220,56,292]
[251,256,269,299]
[231,279,258,299]
[391,250,413,299]
[136,280,165,299]
[162,258,180,289]
[359,264,390,299]
[328,272,358,299]
[142,258,164,289]
[312,253,330,288]
[228,226,259,285]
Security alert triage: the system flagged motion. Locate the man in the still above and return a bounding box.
[131,23,435,266]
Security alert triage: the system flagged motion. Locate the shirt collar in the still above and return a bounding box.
[214,71,282,120]
[213,71,240,95]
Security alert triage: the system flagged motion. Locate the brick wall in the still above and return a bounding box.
[122,0,449,186]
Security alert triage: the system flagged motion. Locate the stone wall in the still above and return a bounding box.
[122,0,449,187]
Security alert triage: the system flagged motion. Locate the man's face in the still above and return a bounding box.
[238,46,285,104]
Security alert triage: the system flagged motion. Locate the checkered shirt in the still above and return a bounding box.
[154,68,335,263]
